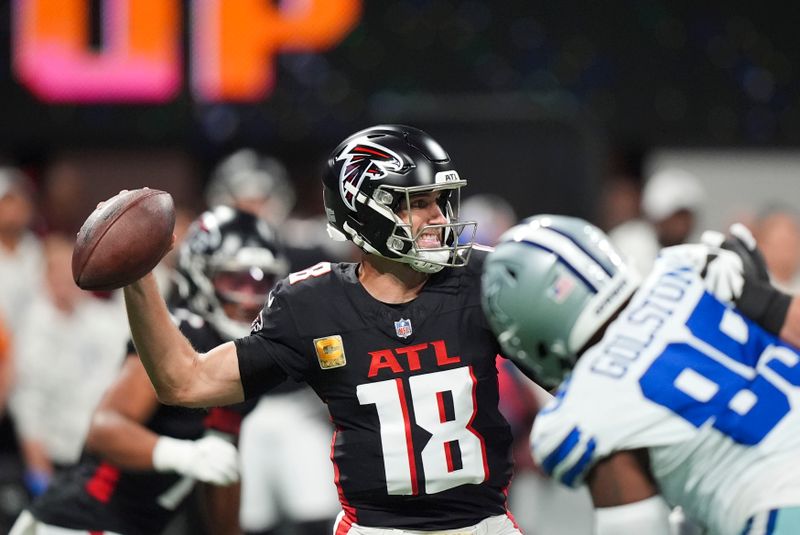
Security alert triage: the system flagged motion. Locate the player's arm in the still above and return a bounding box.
[123,273,244,408]
[587,450,671,535]
[85,355,239,485]
[198,482,241,535]
[707,224,800,345]
[84,354,161,469]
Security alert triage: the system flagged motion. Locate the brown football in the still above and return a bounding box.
[72,188,176,291]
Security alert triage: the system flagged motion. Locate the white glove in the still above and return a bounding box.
[700,230,744,303]
[153,435,239,485]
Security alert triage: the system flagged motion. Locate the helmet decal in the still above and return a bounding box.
[336,139,403,210]
[322,125,477,272]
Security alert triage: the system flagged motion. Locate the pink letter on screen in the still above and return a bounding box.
[13,0,181,102]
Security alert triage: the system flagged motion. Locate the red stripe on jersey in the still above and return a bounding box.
[444,441,455,473]
[204,407,243,435]
[89,531,103,535]
[334,511,354,535]
[395,378,419,495]
[467,366,489,480]
[502,487,522,530]
[436,391,447,423]
[330,427,358,524]
[85,461,121,503]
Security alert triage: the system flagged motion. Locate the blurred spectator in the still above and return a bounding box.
[0,167,44,335]
[8,233,128,497]
[598,145,645,232]
[459,193,517,246]
[609,168,705,275]
[205,151,339,535]
[752,204,800,293]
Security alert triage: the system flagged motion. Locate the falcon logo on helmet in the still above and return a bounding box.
[337,140,403,210]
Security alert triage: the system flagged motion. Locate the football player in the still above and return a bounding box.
[481,214,800,535]
[9,207,288,535]
[117,125,523,533]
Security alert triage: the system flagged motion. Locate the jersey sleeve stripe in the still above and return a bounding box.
[561,437,596,487]
[541,427,581,475]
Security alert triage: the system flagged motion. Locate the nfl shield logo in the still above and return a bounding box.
[394,318,413,338]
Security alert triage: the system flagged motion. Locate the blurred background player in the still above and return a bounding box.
[8,232,129,498]
[609,167,705,276]
[206,148,350,269]
[206,149,296,228]
[205,149,340,535]
[482,215,800,535]
[9,206,287,535]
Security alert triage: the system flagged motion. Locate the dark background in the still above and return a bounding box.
[1,1,796,223]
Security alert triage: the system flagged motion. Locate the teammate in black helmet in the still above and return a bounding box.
[10,208,288,535]
[116,125,523,533]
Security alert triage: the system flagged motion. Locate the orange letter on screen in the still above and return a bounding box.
[13,0,180,102]
[192,0,361,101]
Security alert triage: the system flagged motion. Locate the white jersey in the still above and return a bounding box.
[531,246,800,535]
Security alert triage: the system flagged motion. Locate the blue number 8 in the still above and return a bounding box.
[639,293,790,445]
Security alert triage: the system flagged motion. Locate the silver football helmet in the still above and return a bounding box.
[481,214,640,387]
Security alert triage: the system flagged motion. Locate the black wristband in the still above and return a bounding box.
[736,277,791,335]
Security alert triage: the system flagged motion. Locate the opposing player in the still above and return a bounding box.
[10,207,288,535]
[118,124,522,533]
[481,214,800,535]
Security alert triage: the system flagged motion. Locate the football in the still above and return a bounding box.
[72,188,176,291]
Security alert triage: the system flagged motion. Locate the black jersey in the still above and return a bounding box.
[30,311,249,535]
[236,249,514,530]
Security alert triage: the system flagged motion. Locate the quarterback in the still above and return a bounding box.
[119,125,522,533]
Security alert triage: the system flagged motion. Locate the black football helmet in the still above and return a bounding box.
[173,206,289,338]
[322,124,477,273]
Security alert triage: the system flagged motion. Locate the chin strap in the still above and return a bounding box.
[331,219,451,274]
[410,250,448,273]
